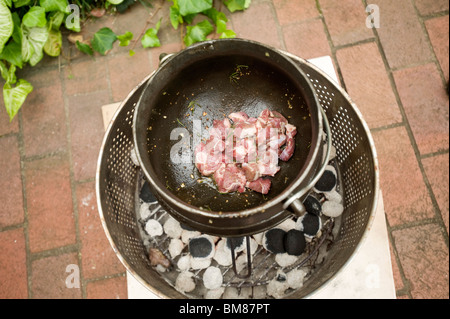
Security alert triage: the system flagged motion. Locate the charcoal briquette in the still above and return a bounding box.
[303,195,322,216]
[314,169,336,192]
[298,213,322,238]
[226,236,245,253]
[263,228,286,254]
[140,180,157,203]
[283,229,306,256]
[188,235,214,259]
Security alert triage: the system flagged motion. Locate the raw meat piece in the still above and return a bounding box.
[194,142,223,176]
[234,121,257,138]
[228,111,249,123]
[279,123,297,162]
[246,178,271,195]
[213,163,247,193]
[209,118,231,140]
[193,109,297,194]
[257,109,271,126]
[257,148,280,176]
[242,162,260,181]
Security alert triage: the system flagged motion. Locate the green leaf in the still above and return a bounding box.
[0,60,8,81]
[183,13,196,24]
[44,28,61,56]
[223,0,251,12]
[169,5,183,29]
[0,41,23,68]
[3,78,33,122]
[117,31,133,47]
[39,0,69,13]
[22,6,47,28]
[203,8,228,33]
[21,35,34,63]
[220,29,236,39]
[141,19,161,48]
[12,0,31,8]
[48,10,65,31]
[5,63,16,83]
[21,24,49,66]
[107,0,124,4]
[0,0,13,53]
[183,19,213,47]
[178,0,212,16]
[11,12,21,43]
[91,27,117,55]
[75,40,93,56]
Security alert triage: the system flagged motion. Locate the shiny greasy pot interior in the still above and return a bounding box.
[133,39,322,236]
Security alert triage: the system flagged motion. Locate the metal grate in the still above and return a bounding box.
[136,185,338,298]
[96,53,379,299]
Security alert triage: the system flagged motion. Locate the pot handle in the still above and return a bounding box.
[158,52,176,67]
[283,106,333,217]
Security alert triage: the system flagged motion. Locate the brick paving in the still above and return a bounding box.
[0,0,448,299]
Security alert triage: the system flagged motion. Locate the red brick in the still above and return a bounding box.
[336,42,402,128]
[63,59,109,96]
[422,154,449,234]
[77,182,126,279]
[21,69,67,157]
[0,228,28,299]
[393,63,449,155]
[25,154,76,252]
[0,136,24,227]
[392,224,449,299]
[425,16,449,82]
[375,0,433,69]
[31,253,82,299]
[389,240,405,293]
[107,50,151,102]
[415,0,449,16]
[372,126,434,226]
[319,0,373,46]
[67,90,110,181]
[283,19,332,60]
[273,0,319,26]
[86,276,128,299]
[230,1,282,49]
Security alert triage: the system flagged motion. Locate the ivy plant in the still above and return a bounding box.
[75,0,251,57]
[0,0,251,122]
[0,0,82,121]
[168,0,245,45]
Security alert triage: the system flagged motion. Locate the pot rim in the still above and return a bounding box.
[133,38,323,220]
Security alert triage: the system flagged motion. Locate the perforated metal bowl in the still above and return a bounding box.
[96,52,379,299]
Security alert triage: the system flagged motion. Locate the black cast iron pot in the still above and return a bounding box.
[133,38,329,237]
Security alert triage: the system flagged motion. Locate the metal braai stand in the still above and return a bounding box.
[96,52,379,299]
[229,236,252,280]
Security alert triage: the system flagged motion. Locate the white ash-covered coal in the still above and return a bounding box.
[135,144,344,299]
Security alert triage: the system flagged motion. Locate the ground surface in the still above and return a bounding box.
[0,0,448,299]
